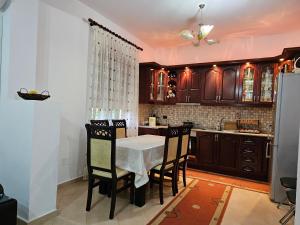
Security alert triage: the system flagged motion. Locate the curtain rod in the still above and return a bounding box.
[88,18,143,51]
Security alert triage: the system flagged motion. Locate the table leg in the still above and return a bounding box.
[134,183,147,207]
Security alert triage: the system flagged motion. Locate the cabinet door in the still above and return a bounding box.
[257,64,274,105]
[216,134,239,172]
[219,66,239,104]
[197,132,216,166]
[139,65,151,104]
[176,69,189,103]
[156,71,167,102]
[201,68,219,104]
[239,64,259,104]
[188,69,202,103]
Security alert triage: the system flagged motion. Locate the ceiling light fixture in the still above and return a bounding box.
[180,3,219,47]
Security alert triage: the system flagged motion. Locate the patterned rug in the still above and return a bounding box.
[186,169,269,193]
[148,179,232,225]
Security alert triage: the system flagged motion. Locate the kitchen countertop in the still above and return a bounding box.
[138,125,273,138]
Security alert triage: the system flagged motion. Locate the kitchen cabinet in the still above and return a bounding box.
[138,127,167,136]
[139,64,151,104]
[216,134,239,172]
[201,66,239,105]
[188,131,270,181]
[196,132,216,167]
[176,68,201,103]
[239,63,275,105]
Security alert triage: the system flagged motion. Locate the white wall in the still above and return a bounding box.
[37,1,89,184]
[37,0,156,184]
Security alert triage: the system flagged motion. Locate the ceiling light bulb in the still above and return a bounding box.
[198,25,214,40]
[279,58,285,62]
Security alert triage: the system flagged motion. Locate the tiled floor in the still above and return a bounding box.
[39,173,294,225]
[221,188,294,225]
[41,178,190,225]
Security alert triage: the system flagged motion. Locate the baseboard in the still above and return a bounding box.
[17,209,58,225]
[57,176,84,189]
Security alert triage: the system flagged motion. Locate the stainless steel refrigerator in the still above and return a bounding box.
[270,73,300,202]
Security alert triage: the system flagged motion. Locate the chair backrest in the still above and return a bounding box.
[161,126,182,169]
[112,119,127,139]
[85,124,117,178]
[181,126,191,157]
[90,120,109,127]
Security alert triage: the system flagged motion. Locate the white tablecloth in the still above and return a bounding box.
[116,135,165,188]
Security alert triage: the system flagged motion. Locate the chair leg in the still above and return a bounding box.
[86,177,94,211]
[281,208,295,225]
[182,161,187,187]
[130,174,135,204]
[109,181,117,219]
[159,172,164,205]
[279,205,295,224]
[172,167,177,196]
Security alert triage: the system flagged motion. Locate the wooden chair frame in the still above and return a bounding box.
[90,120,110,127]
[85,124,134,219]
[149,126,182,204]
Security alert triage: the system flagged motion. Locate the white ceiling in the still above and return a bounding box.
[79,0,300,48]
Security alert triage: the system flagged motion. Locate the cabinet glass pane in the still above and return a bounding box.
[260,66,273,102]
[242,67,254,102]
[157,72,165,101]
[149,71,154,100]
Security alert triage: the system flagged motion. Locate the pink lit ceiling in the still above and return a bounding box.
[79,0,300,48]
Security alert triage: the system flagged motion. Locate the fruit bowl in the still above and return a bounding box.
[17,88,50,101]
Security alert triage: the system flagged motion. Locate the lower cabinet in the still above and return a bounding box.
[188,131,270,181]
[138,127,167,136]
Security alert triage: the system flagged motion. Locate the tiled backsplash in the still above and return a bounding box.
[139,104,273,133]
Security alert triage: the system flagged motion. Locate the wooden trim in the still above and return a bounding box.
[57,176,84,189]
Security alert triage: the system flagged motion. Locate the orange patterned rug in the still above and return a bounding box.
[186,169,269,193]
[148,179,232,225]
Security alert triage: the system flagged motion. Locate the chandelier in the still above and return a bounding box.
[180,3,219,46]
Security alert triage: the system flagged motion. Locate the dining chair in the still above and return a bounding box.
[112,119,127,139]
[85,124,134,219]
[90,120,109,127]
[149,126,182,205]
[176,126,191,193]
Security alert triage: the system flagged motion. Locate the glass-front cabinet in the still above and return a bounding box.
[259,64,274,103]
[149,70,155,101]
[156,72,166,101]
[240,64,257,103]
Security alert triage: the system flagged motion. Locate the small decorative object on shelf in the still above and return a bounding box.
[17,88,50,101]
[167,80,176,98]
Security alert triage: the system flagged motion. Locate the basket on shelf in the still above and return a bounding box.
[17,88,50,101]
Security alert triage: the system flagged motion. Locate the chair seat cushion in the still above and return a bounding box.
[153,163,174,171]
[280,177,297,189]
[93,168,129,178]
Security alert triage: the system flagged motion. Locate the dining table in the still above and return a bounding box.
[99,134,166,207]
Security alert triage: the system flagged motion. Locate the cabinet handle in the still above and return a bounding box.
[216,96,218,102]
[188,96,191,102]
[186,96,188,102]
[218,96,221,102]
[265,142,271,159]
[254,96,256,102]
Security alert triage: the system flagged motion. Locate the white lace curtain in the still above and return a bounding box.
[87,26,139,136]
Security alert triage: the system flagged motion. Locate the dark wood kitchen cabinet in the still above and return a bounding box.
[201,66,239,105]
[196,132,216,167]
[188,131,270,181]
[139,64,152,104]
[216,134,239,172]
[239,63,275,106]
[177,68,201,103]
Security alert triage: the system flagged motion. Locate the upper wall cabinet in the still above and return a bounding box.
[201,66,239,105]
[238,63,275,106]
[177,68,201,103]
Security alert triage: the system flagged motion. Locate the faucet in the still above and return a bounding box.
[218,118,225,131]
